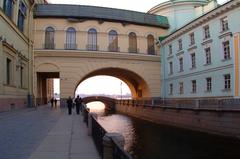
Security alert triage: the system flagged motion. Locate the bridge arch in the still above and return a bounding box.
[74,67,150,99]
[82,96,116,111]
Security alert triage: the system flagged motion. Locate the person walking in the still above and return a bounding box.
[54,98,57,108]
[66,96,73,115]
[74,95,82,115]
[50,98,54,108]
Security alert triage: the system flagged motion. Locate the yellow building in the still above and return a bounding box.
[33,4,169,105]
[0,0,46,111]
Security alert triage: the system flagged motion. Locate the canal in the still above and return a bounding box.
[87,102,240,159]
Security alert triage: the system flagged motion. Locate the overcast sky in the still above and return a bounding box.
[48,0,228,12]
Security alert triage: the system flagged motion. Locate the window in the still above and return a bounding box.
[189,33,195,45]
[191,53,196,68]
[108,30,118,52]
[147,34,155,55]
[178,39,182,50]
[169,83,173,95]
[17,1,27,32]
[223,41,230,60]
[192,80,196,93]
[206,77,212,92]
[221,17,229,32]
[205,47,211,65]
[87,28,97,51]
[3,0,13,19]
[224,74,231,90]
[179,57,183,72]
[128,32,137,53]
[169,61,173,74]
[6,58,12,85]
[179,82,184,94]
[168,44,172,55]
[203,25,210,39]
[65,27,76,50]
[45,27,55,49]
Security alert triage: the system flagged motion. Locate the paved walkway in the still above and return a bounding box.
[0,105,100,159]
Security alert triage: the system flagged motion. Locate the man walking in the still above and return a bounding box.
[66,96,73,115]
[74,95,82,115]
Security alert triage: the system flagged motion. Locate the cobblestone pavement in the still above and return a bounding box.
[0,105,62,159]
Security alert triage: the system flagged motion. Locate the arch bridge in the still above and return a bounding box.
[82,96,116,111]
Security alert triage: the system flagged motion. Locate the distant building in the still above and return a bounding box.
[159,0,240,98]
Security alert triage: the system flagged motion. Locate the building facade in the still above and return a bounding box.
[0,0,46,111]
[159,0,240,98]
[148,0,218,33]
[33,4,169,105]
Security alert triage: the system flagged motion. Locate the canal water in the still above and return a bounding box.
[87,102,240,159]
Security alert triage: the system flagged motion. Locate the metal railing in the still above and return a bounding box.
[91,115,107,157]
[64,43,77,50]
[43,43,55,49]
[112,138,132,159]
[117,98,240,112]
[128,47,139,53]
[82,106,132,159]
[86,44,99,51]
[108,46,120,52]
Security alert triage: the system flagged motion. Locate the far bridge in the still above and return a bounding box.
[82,96,116,112]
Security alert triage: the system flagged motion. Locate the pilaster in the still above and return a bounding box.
[0,40,4,94]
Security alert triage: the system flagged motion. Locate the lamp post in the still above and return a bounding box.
[120,81,122,100]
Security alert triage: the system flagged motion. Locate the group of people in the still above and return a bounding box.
[66,95,83,115]
[50,98,58,108]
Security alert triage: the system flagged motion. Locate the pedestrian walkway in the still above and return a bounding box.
[29,109,100,159]
[0,105,100,159]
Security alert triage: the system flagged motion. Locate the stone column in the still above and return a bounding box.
[102,133,125,159]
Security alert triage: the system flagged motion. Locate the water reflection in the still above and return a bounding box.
[87,101,240,159]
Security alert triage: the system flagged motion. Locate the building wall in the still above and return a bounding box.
[161,0,240,99]
[34,18,166,55]
[0,0,35,112]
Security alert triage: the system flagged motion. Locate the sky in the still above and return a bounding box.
[52,0,228,96]
[47,0,227,12]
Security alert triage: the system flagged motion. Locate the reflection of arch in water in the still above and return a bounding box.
[74,67,150,99]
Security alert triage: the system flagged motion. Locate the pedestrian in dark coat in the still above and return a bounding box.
[66,96,73,115]
[54,98,57,108]
[50,98,54,108]
[74,95,81,115]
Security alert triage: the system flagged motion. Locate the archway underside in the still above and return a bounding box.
[75,68,150,99]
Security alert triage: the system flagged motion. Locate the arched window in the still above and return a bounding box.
[3,0,13,18]
[87,28,97,51]
[147,34,155,55]
[108,30,118,52]
[65,27,76,49]
[129,32,137,53]
[45,27,55,49]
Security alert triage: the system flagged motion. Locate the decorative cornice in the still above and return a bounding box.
[201,39,213,45]
[218,31,233,39]
[162,0,240,45]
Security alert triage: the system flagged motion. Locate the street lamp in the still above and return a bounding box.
[120,81,122,100]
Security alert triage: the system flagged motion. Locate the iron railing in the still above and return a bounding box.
[43,43,55,49]
[86,44,99,51]
[112,137,132,159]
[117,98,240,112]
[64,43,77,50]
[108,46,120,52]
[128,47,139,53]
[91,115,107,157]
